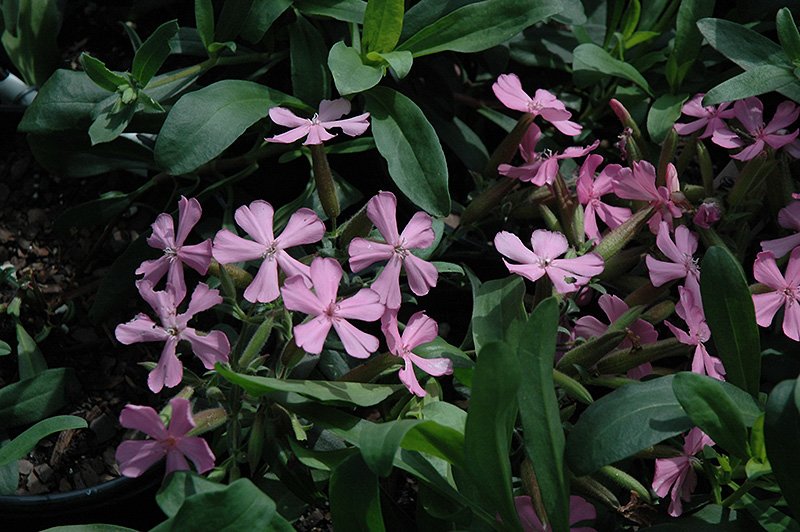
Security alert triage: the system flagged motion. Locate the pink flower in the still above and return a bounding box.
[693,201,721,229]
[665,286,725,381]
[760,201,800,258]
[506,495,596,532]
[136,196,212,299]
[673,94,734,138]
[652,427,713,516]
[281,257,385,358]
[266,99,370,145]
[752,248,800,341]
[492,73,582,135]
[213,201,325,303]
[612,161,683,233]
[576,154,632,241]
[574,293,657,379]
[712,98,800,160]
[498,124,599,186]
[381,309,453,397]
[645,222,701,296]
[116,398,215,478]
[348,192,438,309]
[494,229,604,294]
[115,281,230,393]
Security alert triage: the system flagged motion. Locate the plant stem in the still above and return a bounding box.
[146,53,274,89]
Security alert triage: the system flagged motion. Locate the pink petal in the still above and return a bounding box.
[546,265,583,293]
[680,94,707,117]
[407,352,453,376]
[278,208,325,248]
[281,275,326,316]
[495,231,538,264]
[492,73,531,113]
[178,240,213,274]
[731,139,766,161]
[269,107,309,128]
[530,229,569,261]
[782,299,800,341]
[583,203,601,241]
[550,118,582,136]
[764,129,799,150]
[665,320,692,346]
[136,256,170,286]
[530,158,560,187]
[655,222,684,263]
[148,337,183,393]
[167,398,196,437]
[348,238,394,272]
[336,288,385,321]
[399,212,435,249]
[498,161,542,182]
[710,127,745,149]
[520,123,542,158]
[402,312,439,350]
[317,98,351,122]
[367,191,401,245]
[646,255,687,286]
[652,456,686,497]
[597,293,628,322]
[183,328,230,369]
[184,283,222,320]
[734,98,764,133]
[174,437,216,474]
[532,89,571,122]
[684,427,714,455]
[119,404,168,439]
[309,257,343,306]
[753,292,785,328]
[116,440,165,478]
[577,154,601,204]
[404,254,438,297]
[399,357,427,397]
[550,253,604,279]
[778,202,800,231]
[303,124,337,145]
[569,496,597,528]
[322,113,371,137]
[574,315,607,340]
[504,260,546,283]
[595,203,632,230]
[267,125,312,144]
[148,213,175,250]
[764,101,800,133]
[294,316,332,354]
[115,314,168,344]
[165,449,191,476]
[244,257,281,303]
[753,251,787,289]
[674,118,708,136]
[560,139,599,159]
[175,196,202,246]
[235,200,274,246]
[276,252,312,285]
[332,319,380,358]
[381,308,402,355]
[212,229,267,264]
[370,256,403,309]
[785,246,800,285]
[514,496,545,532]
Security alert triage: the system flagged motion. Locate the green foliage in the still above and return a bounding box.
[0,368,79,429]
[0,415,87,466]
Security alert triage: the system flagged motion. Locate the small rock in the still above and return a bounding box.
[72,471,86,490]
[17,459,33,476]
[88,456,105,476]
[58,478,72,492]
[103,447,120,475]
[90,413,117,443]
[27,208,48,227]
[80,464,99,487]
[34,463,54,483]
[27,473,48,495]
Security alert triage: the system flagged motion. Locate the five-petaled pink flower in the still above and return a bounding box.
[115,281,230,393]
[646,222,701,297]
[381,309,453,397]
[652,427,713,517]
[501,495,597,532]
[574,293,657,380]
[673,94,734,138]
[136,196,212,299]
[665,286,725,381]
[281,257,385,358]
[492,73,582,136]
[760,201,800,258]
[613,160,683,234]
[494,229,604,294]
[712,97,800,160]
[348,192,438,309]
[576,154,632,242]
[752,248,800,341]
[116,398,215,478]
[498,123,598,187]
[213,201,325,303]
[266,99,370,145]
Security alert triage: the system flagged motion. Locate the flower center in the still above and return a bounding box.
[393,240,409,259]
[164,246,178,259]
[324,302,341,320]
[166,326,180,337]
[262,242,278,259]
[683,254,700,273]
[527,100,542,114]
[537,257,552,269]
[309,113,321,126]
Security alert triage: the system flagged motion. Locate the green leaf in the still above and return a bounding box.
[647,93,689,144]
[19,70,110,133]
[400,419,467,469]
[1,0,60,86]
[765,378,800,522]
[572,43,653,96]
[363,86,450,216]
[465,340,524,531]
[156,471,227,517]
[362,0,404,54]
[330,454,385,532]
[471,276,526,355]
[778,8,800,63]
[328,41,384,95]
[216,364,403,406]
[0,415,87,467]
[88,98,136,145]
[396,0,561,58]
[0,368,79,429]
[672,372,750,459]
[150,478,294,532]
[517,298,570,532]
[704,64,798,106]
[566,376,694,475]
[80,53,128,92]
[361,419,423,477]
[41,526,140,532]
[740,493,800,532]
[194,0,215,50]
[15,320,47,379]
[0,340,11,356]
[132,20,179,87]
[290,14,332,106]
[294,0,366,23]
[240,0,293,43]
[697,18,792,71]
[672,0,714,67]
[368,50,413,78]
[155,80,305,174]
[700,246,761,397]
[619,0,640,40]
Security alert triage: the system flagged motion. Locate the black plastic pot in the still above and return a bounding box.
[0,460,165,532]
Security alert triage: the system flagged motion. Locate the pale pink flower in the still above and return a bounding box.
[213,201,325,303]
[652,427,713,517]
[665,286,725,381]
[281,257,385,358]
[612,161,683,233]
[673,94,734,138]
[381,309,453,397]
[752,248,800,341]
[502,495,596,532]
[692,201,721,229]
[492,73,582,135]
[115,281,230,393]
[348,192,438,309]
[576,154,632,241]
[136,196,212,299]
[116,398,215,478]
[712,98,799,160]
[574,293,657,379]
[760,201,800,258]
[494,230,604,294]
[498,124,599,187]
[645,222,701,296]
[266,99,370,145]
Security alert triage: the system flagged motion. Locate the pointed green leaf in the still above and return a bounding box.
[157,471,227,517]
[361,419,423,477]
[704,64,798,106]
[294,0,366,23]
[88,98,136,145]
[194,0,215,50]
[573,43,653,96]
[15,321,47,379]
[672,0,715,68]
[133,19,179,87]
[471,275,526,355]
[0,368,79,429]
[368,49,413,78]
[328,41,384,95]
[80,53,127,92]
[290,14,332,105]
[240,0,293,43]
[362,0,404,54]
[363,86,450,216]
[778,8,800,62]
[19,70,110,133]
[697,18,792,70]
[700,246,761,397]
[517,298,570,532]
[0,415,87,467]
[764,379,800,524]
[330,454,385,532]
[647,93,688,144]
